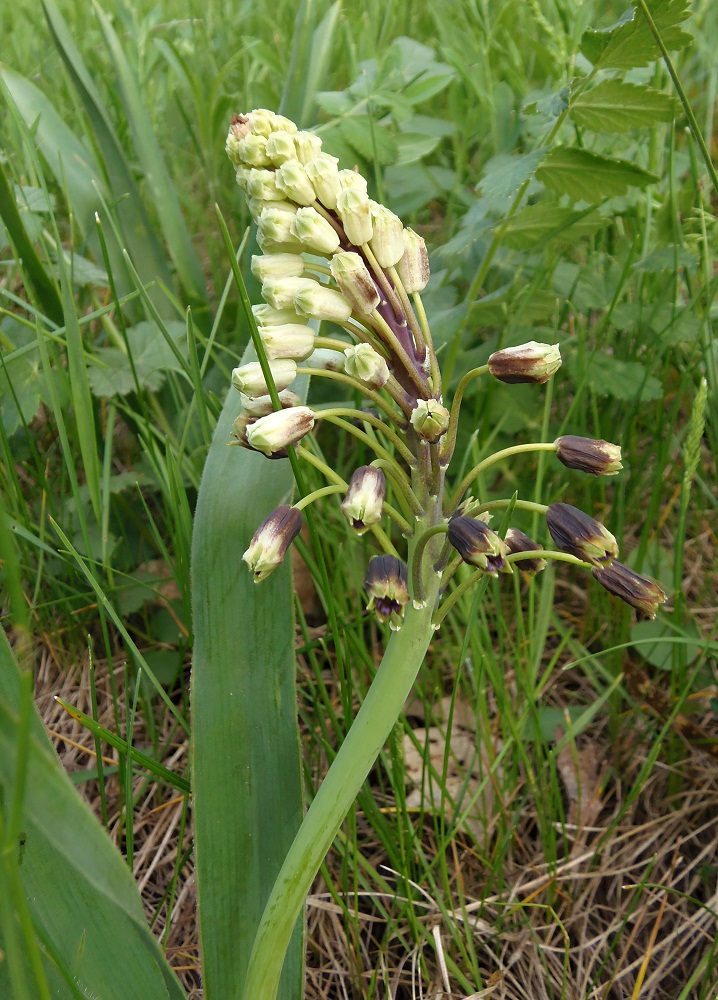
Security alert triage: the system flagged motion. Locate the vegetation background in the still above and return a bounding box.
[0,0,716,997]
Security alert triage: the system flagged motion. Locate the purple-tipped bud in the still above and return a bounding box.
[245,406,315,456]
[555,436,623,476]
[488,342,561,384]
[231,359,297,397]
[447,516,510,575]
[396,228,430,293]
[341,466,386,535]
[591,562,668,620]
[330,252,381,314]
[343,344,391,389]
[243,505,302,582]
[546,502,618,566]
[365,555,410,629]
[410,399,450,442]
[505,528,547,575]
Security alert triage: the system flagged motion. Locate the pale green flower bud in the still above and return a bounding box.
[294,284,352,322]
[369,202,404,268]
[271,114,298,135]
[337,189,373,246]
[226,130,244,167]
[343,344,390,388]
[396,228,430,293]
[237,133,272,167]
[303,349,345,371]
[258,204,300,245]
[305,153,341,209]
[259,323,315,361]
[488,342,561,384]
[294,130,322,164]
[245,109,278,138]
[337,169,368,196]
[234,164,252,190]
[252,303,305,326]
[231,359,297,397]
[330,252,380,314]
[275,161,317,206]
[239,389,302,416]
[265,130,298,165]
[291,207,341,254]
[245,168,284,202]
[246,405,315,456]
[251,253,306,282]
[261,275,321,311]
[243,505,302,582]
[341,466,386,534]
[410,398,450,442]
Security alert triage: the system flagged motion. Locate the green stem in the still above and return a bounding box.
[411,290,441,396]
[296,366,405,425]
[315,408,416,466]
[370,311,429,397]
[241,556,442,1000]
[449,442,557,511]
[471,497,549,517]
[370,458,424,519]
[439,365,489,464]
[293,485,345,510]
[411,524,448,606]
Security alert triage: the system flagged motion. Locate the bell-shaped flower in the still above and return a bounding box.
[341,466,386,534]
[258,323,315,361]
[294,284,352,323]
[369,203,405,268]
[447,516,510,575]
[396,228,430,293]
[251,253,306,282]
[343,343,390,388]
[261,275,320,311]
[546,503,618,566]
[265,130,297,165]
[305,153,341,209]
[555,436,623,476]
[239,388,302,417]
[488,342,561,384]
[231,359,297,397]
[294,130,323,164]
[505,528,547,575]
[365,555,410,629]
[291,207,341,255]
[243,505,303,582]
[246,406,315,456]
[336,189,373,246]
[275,161,317,206]
[330,252,380,314]
[591,562,667,620]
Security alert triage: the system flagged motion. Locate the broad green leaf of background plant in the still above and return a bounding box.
[570,79,677,133]
[86,321,189,397]
[580,0,693,70]
[0,629,186,1000]
[191,377,304,1000]
[537,147,658,202]
[499,203,608,249]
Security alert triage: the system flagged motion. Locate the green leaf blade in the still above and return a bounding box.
[536,147,658,201]
[570,79,678,133]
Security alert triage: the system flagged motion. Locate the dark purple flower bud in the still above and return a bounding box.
[243,505,302,582]
[546,503,618,566]
[505,528,547,575]
[341,466,386,535]
[488,342,561,384]
[365,555,410,629]
[591,562,667,620]
[447,516,509,575]
[555,436,622,476]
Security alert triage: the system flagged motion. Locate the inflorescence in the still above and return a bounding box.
[226,109,667,627]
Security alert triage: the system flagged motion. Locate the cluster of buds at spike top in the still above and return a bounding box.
[226,109,668,629]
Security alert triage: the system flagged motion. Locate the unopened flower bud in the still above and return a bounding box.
[396,228,430,293]
[365,555,410,629]
[246,406,315,456]
[447,516,510,575]
[546,503,618,566]
[258,323,315,361]
[305,153,341,209]
[243,505,302,582]
[341,466,386,534]
[291,207,341,254]
[330,252,381,314]
[337,169,368,196]
[230,411,251,446]
[410,399,450,442]
[369,203,405,268]
[231,359,297,397]
[239,389,302,417]
[555,436,623,476]
[488,342,561,384]
[294,130,322,164]
[337,189,373,246]
[246,168,284,202]
[275,161,317,206]
[294,284,352,322]
[343,343,390,388]
[261,275,320,311]
[251,254,306,282]
[303,349,345,371]
[244,109,278,138]
[265,130,297,165]
[237,133,272,167]
[591,562,667,620]
[252,303,305,326]
[505,528,547,575]
[258,204,300,246]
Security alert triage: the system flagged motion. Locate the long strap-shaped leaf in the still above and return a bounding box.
[191,380,304,1000]
[0,629,186,1000]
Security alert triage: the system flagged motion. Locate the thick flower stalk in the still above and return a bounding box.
[224,109,668,1000]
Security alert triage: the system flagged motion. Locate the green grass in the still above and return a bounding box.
[1,0,717,997]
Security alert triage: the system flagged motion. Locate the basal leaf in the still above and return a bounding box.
[536,147,658,201]
[580,0,693,70]
[570,80,677,133]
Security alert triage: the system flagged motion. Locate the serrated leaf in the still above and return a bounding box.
[537,147,658,201]
[315,89,353,116]
[86,321,188,397]
[581,0,693,70]
[500,203,608,249]
[338,117,397,164]
[394,132,440,165]
[572,352,663,401]
[477,149,548,212]
[632,245,696,271]
[571,79,677,132]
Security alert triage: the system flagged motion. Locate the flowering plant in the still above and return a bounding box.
[222,108,667,998]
